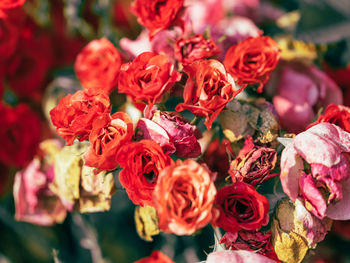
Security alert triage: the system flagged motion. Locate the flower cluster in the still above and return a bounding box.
[2,0,350,262]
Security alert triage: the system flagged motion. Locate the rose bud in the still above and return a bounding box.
[0,102,41,167]
[116,140,174,207]
[269,62,343,133]
[203,138,233,179]
[175,34,220,65]
[307,104,350,133]
[84,112,134,171]
[137,110,202,158]
[206,250,275,263]
[280,123,350,220]
[131,0,184,39]
[220,230,279,262]
[13,140,67,226]
[118,52,181,108]
[50,89,110,145]
[229,136,278,186]
[51,142,115,213]
[75,38,122,94]
[134,250,174,263]
[213,182,269,233]
[224,36,280,93]
[154,159,217,235]
[271,199,331,263]
[176,59,242,129]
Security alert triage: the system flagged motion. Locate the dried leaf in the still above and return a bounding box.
[134,206,160,241]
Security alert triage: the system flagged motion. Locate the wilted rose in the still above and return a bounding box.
[175,34,220,65]
[117,140,173,207]
[176,59,241,129]
[224,36,280,92]
[136,109,202,158]
[75,38,122,94]
[280,123,350,220]
[214,182,269,233]
[230,136,277,185]
[154,159,216,235]
[220,230,279,262]
[50,89,110,145]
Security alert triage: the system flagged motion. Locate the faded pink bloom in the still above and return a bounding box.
[206,250,275,263]
[13,158,67,226]
[271,63,343,133]
[136,110,202,158]
[280,123,350,220]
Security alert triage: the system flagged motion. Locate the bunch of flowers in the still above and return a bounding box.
[2,0,350,262]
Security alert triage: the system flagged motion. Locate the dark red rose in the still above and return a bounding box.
[131,0,184,38]
[203,138,233,179]
[84,112,133,171]
[75,38,122,94]
[134,250,174,263]
[50,89,111,145]
[220,230,280,262]
[6,29,53,100]
[118,52,181,107]
[116,140,173,207]
[307,104,350,133]
[175,34,220,65]
[176,59,242,129]
[229,136,277,186]
[0,102,41,167]
[214,182,269,232]
[224,36,280,93]
[0,15,20,61]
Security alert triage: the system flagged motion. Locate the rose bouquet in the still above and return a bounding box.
[1,0,350,262]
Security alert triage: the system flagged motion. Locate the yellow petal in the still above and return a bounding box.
[134,206,160,242]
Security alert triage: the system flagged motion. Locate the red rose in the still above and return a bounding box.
[224,36,280,93]
[229,136,278,186]
[203,138,234,179]
[0,103,41,167]
[84,112,133,171]
[307,104,350,133]
[134,250,174,263]
[0,15,20,61]
[175,59,242,129]
[214,182,269,232]
[175,34,220,65]
[220,231,280,262]
[75,38,122,94]
[154,159,217,235]
[118,52,181,107]
[131,0,184,38]
[116,140,173,207]
[50,89,110,145]
[0,0,25,10]
[6,30,53,100]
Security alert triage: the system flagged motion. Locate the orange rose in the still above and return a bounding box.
[131,0,184,39]
[118,52,181,107]
[175,59,241,129]
[134,250,174,263]
[153,159,217,235]
[116,140,173,207]
[75,38,122,94]
[84,112,133,171]
[224,36,280,93]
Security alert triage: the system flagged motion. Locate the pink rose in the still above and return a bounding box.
[206,250,275,263]
[271,63,343,133]
[280,123,350,219]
